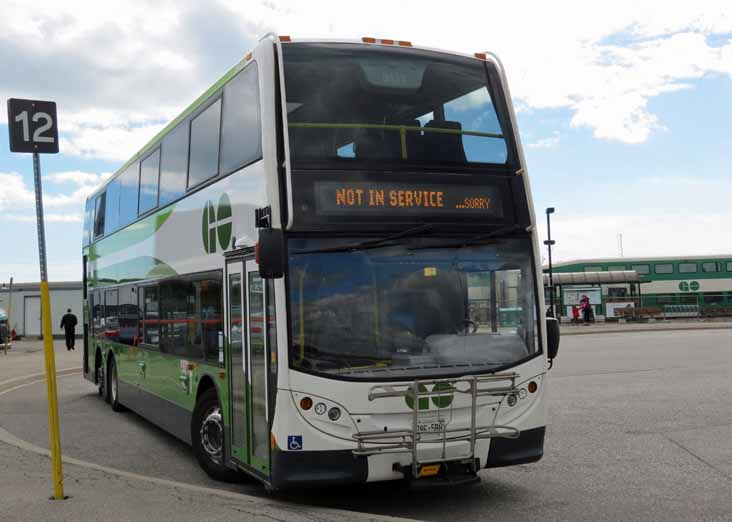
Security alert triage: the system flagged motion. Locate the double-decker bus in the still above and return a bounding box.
[82,35,560,489]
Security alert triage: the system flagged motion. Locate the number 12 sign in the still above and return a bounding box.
[7,98,59,154]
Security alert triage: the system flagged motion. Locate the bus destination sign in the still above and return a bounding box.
[315,181,504,217]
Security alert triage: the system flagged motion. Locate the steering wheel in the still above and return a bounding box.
[460,319,478,335]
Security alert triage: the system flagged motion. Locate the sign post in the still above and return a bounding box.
[6,98,64,500]
[4,277,12,354]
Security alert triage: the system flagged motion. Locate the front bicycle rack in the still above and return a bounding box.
[352,372,521,478]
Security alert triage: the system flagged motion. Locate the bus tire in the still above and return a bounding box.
[108,356,126,412]
[191,388,241,482]
[97,352,109,403]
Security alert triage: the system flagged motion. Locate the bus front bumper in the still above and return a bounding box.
[270,426,545,489]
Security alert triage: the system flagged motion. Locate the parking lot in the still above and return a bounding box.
[1,328,731,521]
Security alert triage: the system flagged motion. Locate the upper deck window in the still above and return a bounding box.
[93,192,106,239]
[139,149,161,214]
[188,99,222,189]
[283,43,510,168]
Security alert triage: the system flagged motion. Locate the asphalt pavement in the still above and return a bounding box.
[2,330,732,521]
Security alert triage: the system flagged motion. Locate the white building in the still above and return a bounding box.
[0,281,82,338]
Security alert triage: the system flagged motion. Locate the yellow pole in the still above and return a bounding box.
[40,281,64,499]
[32,152,64,500]
[4,277,11,354]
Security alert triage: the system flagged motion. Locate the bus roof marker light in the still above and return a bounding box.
[381,38,395,45]
[474,53,487,60]
[362,37,377,44]
[279,35,291,42]
[398,41,412,47]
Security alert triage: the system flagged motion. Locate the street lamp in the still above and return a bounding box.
[544,207,556,317]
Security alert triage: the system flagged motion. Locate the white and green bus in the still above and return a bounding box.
[82,35,560,489]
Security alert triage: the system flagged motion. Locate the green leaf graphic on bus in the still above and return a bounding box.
[202,193,233,253]
[405,382,455,410]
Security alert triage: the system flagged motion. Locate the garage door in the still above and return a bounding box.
[24,296,41,337]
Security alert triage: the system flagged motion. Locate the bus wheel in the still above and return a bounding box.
[191,388,241,482]
[97,355,108,403]
[108,357,126,413]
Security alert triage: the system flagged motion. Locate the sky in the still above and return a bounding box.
[0,0,731,282]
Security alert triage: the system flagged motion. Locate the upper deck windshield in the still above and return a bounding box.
[288,237,538,380]
[282,43,511,168]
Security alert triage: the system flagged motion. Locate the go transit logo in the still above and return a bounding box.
[405,382,455,410]
[202,193,233,254]
[679,281,700,292]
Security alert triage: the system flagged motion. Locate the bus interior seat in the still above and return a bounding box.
[422,120,467,163]
[354,120,421,160]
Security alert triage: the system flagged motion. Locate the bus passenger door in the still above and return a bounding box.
[226,261,248,464]
[245,260,270,476]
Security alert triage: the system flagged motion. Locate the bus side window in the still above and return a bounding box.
[93,192,106,239]
[220,64,262,175]
[142,286,160,346]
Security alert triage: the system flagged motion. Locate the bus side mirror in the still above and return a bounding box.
[546,317,560,360]
[257,228,284,279]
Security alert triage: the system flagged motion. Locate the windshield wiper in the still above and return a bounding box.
[291,224,433,255]
[408,224,524,250]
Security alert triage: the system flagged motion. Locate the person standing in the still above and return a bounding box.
[60,308,78,351]
[580,295,591,325]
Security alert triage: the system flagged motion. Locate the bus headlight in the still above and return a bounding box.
[314,402,327,415]
[506,394,517,407]
[328,407,341,421]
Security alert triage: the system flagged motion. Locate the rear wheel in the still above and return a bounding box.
[191,388,241,482]
[97,353,108,402]
[108,357,125,412]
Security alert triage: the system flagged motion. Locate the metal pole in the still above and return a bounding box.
[4,277,12,354]
[546,212,555,316]
[32,152,65,500]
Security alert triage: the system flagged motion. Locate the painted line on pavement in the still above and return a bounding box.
[0,367,81,390]
[0,371,420,522]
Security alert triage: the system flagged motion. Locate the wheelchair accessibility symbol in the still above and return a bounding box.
[288,435,303,451]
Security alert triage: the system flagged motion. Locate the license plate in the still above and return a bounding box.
[418,464,441,478]
[417,421,446,433]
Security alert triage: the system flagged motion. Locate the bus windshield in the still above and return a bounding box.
[283,43,510,167]
[288,237,538,379]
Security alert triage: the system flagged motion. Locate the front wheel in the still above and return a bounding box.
[191,388,241,482]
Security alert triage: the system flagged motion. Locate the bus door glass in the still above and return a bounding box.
[226,261,248,463]
[245,259,270,475]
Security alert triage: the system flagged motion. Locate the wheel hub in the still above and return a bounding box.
[200,407,223,463]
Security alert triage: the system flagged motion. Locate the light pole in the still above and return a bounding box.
[544,207,556,317]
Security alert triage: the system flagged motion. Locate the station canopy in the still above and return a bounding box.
[543,270,642,286]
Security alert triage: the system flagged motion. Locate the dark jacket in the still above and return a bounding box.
[60,313,78,333]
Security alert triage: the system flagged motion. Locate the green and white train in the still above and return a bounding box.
[551,256,732,317]
[82,35,559,489]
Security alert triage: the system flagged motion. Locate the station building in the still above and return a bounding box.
[0,281,82,338]
[544,255,732,321]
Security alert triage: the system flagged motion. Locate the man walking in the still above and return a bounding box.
[60,308,78,351]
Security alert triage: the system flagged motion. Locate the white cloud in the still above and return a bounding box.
[527,131,560,149]
[1,1,731,157]
[5,213,82,223]
[0,170,109,220]
[535,175,731,262]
